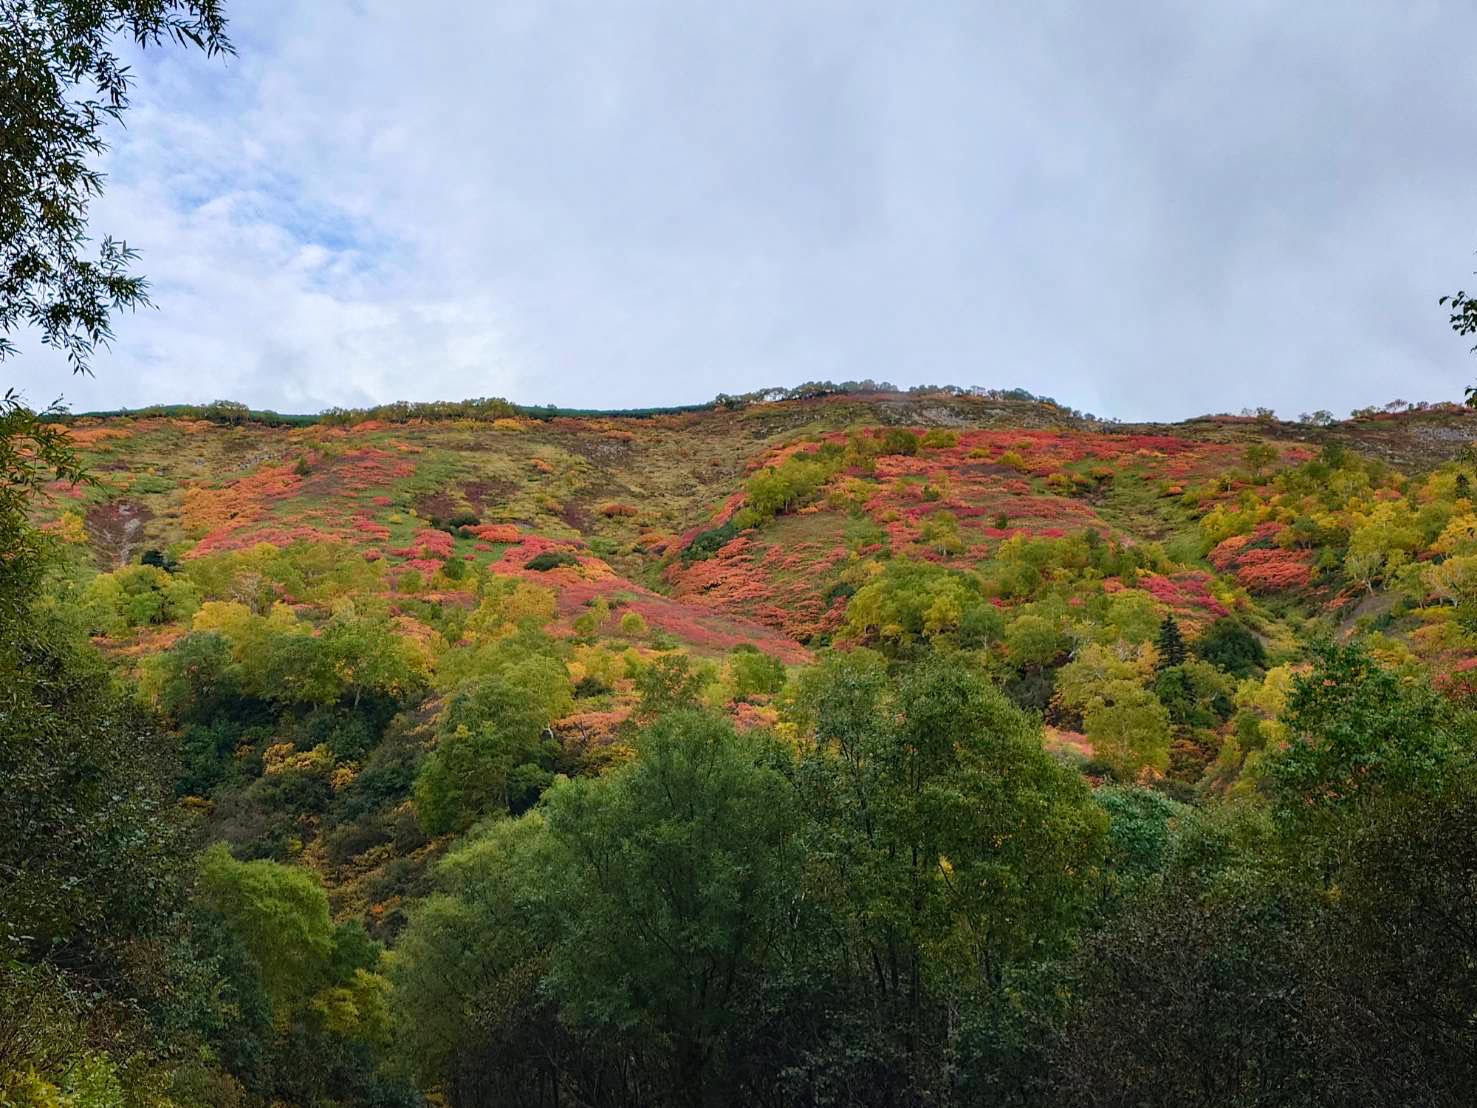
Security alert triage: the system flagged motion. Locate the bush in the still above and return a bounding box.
[574,675,613,699]
[879,428,920,456]
[1195,618,1267,677]
[684,520,739,561]
[525,551,578,572]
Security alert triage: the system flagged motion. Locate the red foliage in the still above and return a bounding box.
[389,528,454,563]
[1209,533,1253,570]
[466,523,522,543]
[1139,572,1230,623]
[354,517,392,541]
[1233,548,1314,592]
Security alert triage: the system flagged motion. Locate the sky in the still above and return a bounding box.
[8,1,1477,421]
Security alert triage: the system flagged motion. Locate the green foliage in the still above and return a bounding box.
[843,559,997,650]
[879,427,920,455]
[1096,785,1187,897]
[415,658,572,832]
[0,604,191,1088]
[0,395,89,617]
[1269,642,1474,818]
[1153,660,1233,728]
[390,814,558,1098]
[82,563,198,633]
[151,602,426,711]
[683,518,739,561]
[1195,617,1267,677]
[728,643,786,701]
[633,651,706,717]
[1004,611,1066,665]
[539,712,802,1099]
[0,1,230,371]
[525,550,578,571]
[1242,441,1278,478]
[797,654,1107,990]
[740,451,839,524]
[1049,788,1477,1105]
[196,844,335,1012]
[1156,612,1187,667]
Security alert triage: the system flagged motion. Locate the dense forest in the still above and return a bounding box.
[4,387,1477,1106]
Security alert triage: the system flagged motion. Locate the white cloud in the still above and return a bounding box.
[6,0,1477,418]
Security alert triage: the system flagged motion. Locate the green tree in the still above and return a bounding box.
[1195,617,1267,677]
[1082,686,1172,780]
[539,711,803,1104]
[391,815,564,1104]
[1268,642,1473,820]
[793,652,1105,1091]
[195,844,335,1014]
[0,393,88,617]
[415,660,571,832]
[728,643,786,701]
[0,605,191,1083]
[0,0,231,372]
[634,651,705,717]
[1156,613,1187,669]
[1243,442,1278,479]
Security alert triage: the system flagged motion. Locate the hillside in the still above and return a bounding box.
[15,388,1477,1104]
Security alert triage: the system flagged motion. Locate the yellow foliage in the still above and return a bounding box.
[263,743,335,777]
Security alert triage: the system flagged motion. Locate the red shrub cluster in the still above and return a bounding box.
[1139,572,1230,622]
[465,523,522,543]
[354,517,392,541]
[1209,533,1254,570]
[189,525,346,557]
[1233,548,1314,592]
[390,528,455,562]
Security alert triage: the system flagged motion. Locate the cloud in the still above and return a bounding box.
[6,0,1476,419]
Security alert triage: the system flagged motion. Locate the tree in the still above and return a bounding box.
[1195,617,1266,677]
[729,644,786,701]
[1082,686,1172,779]
[1156,614,1187,669]
[0,392,87,616]
[1442,274,1477,406]
[196,844,336,1014]
[415,660,572,832]
[634,652,705,717]
[1242,442,1278,479]
[391,815,567,1106]
[1268,642,1474,821]
[539,711,804,1105]
[1,0,232,372]
[0,602,201,1094]
[792,653,1105,1094]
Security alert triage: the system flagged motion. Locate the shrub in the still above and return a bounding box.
[574,675,613,699]
[525,551,578,572]
[879,428,920,456]
[684,520,739,561]
[1195,618,1267,677]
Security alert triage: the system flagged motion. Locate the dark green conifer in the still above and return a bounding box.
[1157,614,1187,669]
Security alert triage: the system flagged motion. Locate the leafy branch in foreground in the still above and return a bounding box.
[0,390,91,615]
[0,0,231,373]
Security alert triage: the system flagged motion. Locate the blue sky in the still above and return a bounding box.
[8,1,1477,419]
